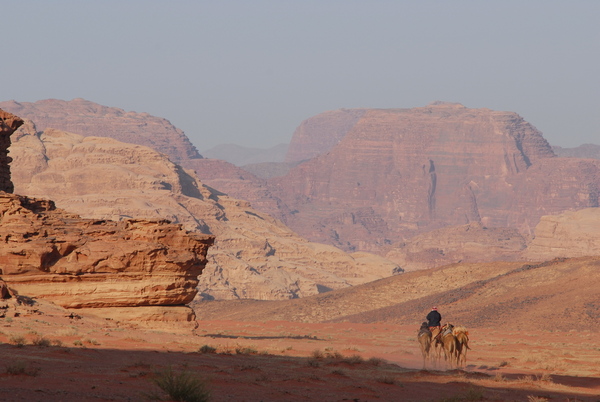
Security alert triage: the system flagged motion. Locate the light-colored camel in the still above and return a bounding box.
[438,323,459,368]
[417,322,432,368]
[453,326,470,367]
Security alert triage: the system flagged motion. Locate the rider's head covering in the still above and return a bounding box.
[432,307,437,310]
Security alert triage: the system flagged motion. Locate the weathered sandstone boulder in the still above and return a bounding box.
[269,103,600,253]
[0,192,214,309]
[10,123,400,300]
[524,208,600,260]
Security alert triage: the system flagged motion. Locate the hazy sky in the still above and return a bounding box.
[2,1,599,151]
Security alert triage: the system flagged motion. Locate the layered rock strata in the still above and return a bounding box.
[524,208,600,260]
[10,123,400,300]
[0,192,214,309]
[270,103,600,253]
[0,98,201,164]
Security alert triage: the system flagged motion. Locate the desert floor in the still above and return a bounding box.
[0,302,598,402]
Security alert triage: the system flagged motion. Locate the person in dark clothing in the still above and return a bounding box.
[426,307,442,329]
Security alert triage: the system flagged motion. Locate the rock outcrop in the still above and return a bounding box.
[0,193,214,309]
[270,103,600,253]
[385,222,527,271]
[553,144,600,159]
[0,98,202,164]
[524,208,600,260]
[0,109,24,192]
[0,99,290,223]
[0,108,215,326]
[10,123,400,300]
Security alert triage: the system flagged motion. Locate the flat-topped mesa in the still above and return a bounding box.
[270,103,600,253]
[0,192,214,309]
[0,109,24,192]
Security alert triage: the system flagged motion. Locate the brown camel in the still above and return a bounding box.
[438,323,459,368]
[417,322,432,368]
[453,326,470,367]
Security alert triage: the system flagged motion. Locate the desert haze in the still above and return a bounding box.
[0,102,599,401]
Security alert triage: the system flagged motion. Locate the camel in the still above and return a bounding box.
[417,322,432,368]
[453,326,470,367]
[437,323,459,368]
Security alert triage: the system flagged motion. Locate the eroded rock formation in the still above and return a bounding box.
[10,123,400,300]
[0,98,201,164]
[0,108,215,325]
[524,208,600,260]
[0,193,214,308]
[0,108,24,192]
[269,103,600,253]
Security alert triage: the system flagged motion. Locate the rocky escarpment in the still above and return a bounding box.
[0,108,215,325]
[0,98,202,164]
[269,103,600,253]
[553,144,600,159]
[524,208,600,260]
[284,108,367,163]
[0,98,290,223]
[0,193,214,309]
[10,122,400,300]
[0,109,24,192]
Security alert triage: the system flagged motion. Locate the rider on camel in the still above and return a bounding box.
[426,307,442,331]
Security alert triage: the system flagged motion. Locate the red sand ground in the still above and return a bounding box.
[0,304,598,401]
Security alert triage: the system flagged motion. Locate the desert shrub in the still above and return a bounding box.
[527,396,549,402]
[73,340,83,346]
[235,346,257,355]
[9,334,26,347]
[342,354,364,365]
[148,367,210,402]
[493,373,506,382]
[306,358,320,367]
[367,357,385,366]
[6,361,40,376]
[198,345,217,354]
[376,375,395,384]
[51,339,63,347]
[32,336,51,347]
[311,349,324,359]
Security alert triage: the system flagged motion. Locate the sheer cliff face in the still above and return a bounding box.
[10,124,400,301]
[270,103,599,252]
[0,109,24,192]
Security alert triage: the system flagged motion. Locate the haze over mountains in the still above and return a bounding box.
[2,98,600,296]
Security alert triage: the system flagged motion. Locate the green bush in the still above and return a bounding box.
[149,367,210,402]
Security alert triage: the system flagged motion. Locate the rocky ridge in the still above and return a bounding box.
[0,108,215,326]
[9,122,400,300]
[270,103,600,254]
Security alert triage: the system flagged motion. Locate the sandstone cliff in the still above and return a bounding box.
[0,108,215,326]
[0,108,24,192]
[0,99,290,223]
[0,98,202,164]
[385,222,527,271]
[270,103,600,253]
[10,123,400,300]
[553,144,600,159]
[524,208,600,260]
[0,193,213,309]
